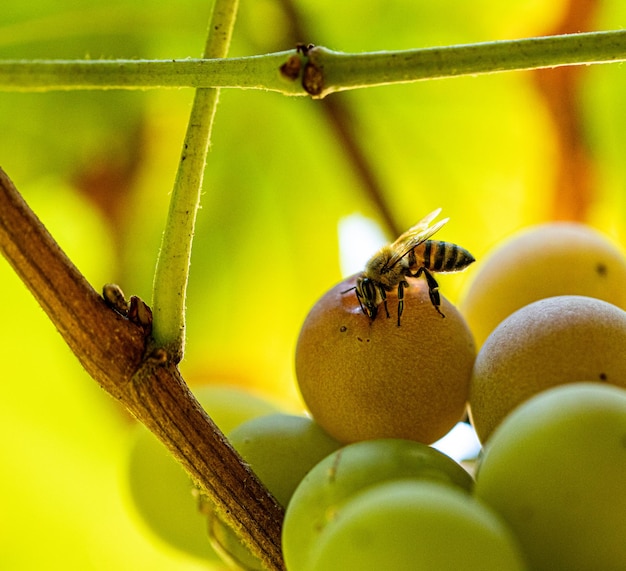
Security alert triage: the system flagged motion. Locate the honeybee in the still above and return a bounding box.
[344,209,474,325]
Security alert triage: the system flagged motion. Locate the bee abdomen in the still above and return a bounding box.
[423,240,475,272]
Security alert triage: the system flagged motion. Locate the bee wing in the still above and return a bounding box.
[406,208,443,234]
[385,210,449,269]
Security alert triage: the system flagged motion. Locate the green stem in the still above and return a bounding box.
[150,0,238,359]
[1,30,626,96]
[307,29,626,97]
[0,53,300,93]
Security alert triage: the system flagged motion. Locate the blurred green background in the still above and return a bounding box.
[2,0,626,568]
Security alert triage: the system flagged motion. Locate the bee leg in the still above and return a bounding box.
[418,268,445,318]
[378,286,391,319]
[397,280,409,326]
[354,289,367,316]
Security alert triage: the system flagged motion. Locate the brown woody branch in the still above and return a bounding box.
[0,168,285,570]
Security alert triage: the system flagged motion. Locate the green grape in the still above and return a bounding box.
[125,384,278,561]
[205,413,342,569]
[474,383,626,571]
[282,438,474,571]
[127,426,218,560]
[227,413,343,508]
[193,385,282,433]
[306,481,527,571]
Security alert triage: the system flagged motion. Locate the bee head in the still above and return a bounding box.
[355,276,378,319]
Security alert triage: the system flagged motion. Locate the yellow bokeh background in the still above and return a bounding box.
[2,1,626,568]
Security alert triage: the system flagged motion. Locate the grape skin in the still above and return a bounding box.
[282,438,475,571]
[305,480,527,571]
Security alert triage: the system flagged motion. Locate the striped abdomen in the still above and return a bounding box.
[408,240,475,274]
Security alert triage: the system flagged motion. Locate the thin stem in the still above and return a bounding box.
[0,54,301,93]
[150,0,238,359]
[1,30,626,96]
[305,29,626,97]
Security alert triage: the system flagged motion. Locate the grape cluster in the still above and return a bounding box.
[126,222,626,570]
[125,385,344,569]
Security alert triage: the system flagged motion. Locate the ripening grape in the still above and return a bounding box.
[306,480,527,571]
[296,276,475,444]
[459,222,626,348]
[469,295,626,442]
[282,438,474,571]
[474,383,626,571]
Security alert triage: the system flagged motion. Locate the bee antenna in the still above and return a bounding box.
[341,286,357,294]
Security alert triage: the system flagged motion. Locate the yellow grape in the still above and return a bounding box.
[459,222,626,348]
[296,276,475,444]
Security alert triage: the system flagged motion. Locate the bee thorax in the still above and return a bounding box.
[364,250,404,287]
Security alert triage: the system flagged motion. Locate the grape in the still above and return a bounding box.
[459,222,626,348]
[193,385,282,433]
[296,276,475,444]
[125,384,278,560]
[474,383,626,571]
[282,438,474,571]
[306,480,527,570]
[227,413,343,507]
[127,425,218,561]
[469,295,626,442]
[205,414,342,570]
